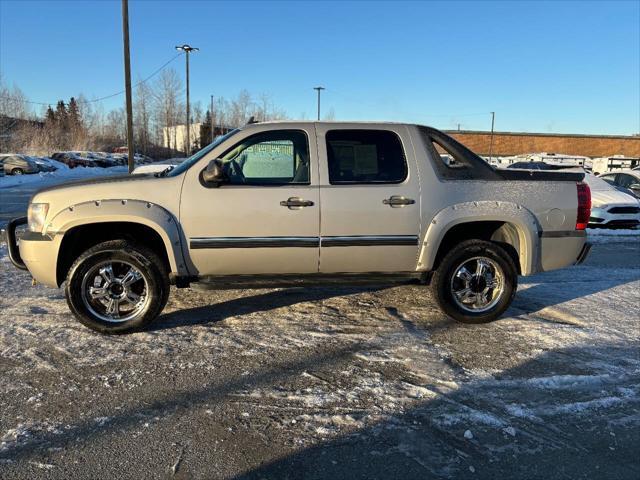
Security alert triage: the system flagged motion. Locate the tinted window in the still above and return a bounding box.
[220,130,309,185]
[326,130,407,184]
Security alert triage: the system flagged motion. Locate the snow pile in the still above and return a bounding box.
[0,165,127,189]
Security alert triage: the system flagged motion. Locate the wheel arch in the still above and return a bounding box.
[49,200,188,286]
[419,201,541,275]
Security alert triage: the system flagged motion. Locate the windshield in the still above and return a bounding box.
[167,129,240,177]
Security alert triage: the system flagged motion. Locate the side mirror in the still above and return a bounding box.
[201,159,225,187]
[629,183,640,192]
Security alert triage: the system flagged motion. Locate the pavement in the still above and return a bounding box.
[0,236,638,479]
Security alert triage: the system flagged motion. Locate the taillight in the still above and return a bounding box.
[576,182,591,230]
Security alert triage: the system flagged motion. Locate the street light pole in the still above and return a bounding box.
[121,0,135,174]
[488,111,496,162]
[175,44,198,155]
[313,86,325,121]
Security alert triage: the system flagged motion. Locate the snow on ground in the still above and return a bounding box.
[0,239,638,477]
[0,165,127,189]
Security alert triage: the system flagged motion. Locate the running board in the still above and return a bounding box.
[191,272,429,291]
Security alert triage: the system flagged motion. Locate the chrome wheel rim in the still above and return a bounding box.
[450,256,505,313]
[80,260,149,323]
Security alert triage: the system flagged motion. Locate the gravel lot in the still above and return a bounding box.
[0,234,638,479]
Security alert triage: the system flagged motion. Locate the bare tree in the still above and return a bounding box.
[134,80,153,155]
[152,68,183,151]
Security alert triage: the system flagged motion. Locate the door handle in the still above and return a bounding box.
[280,197,314,209]
[383,195,415,207]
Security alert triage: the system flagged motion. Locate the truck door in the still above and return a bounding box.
[316,125,421,272]
[179,126,320,275]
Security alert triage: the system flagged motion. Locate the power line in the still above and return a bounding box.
[0,52,184,107]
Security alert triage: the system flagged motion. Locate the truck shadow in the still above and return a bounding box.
[151,286,391,332]
[152,263,638,332]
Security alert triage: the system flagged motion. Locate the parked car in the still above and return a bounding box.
[582,174,640,228]
[507,161,572,171]
[599,170,640,199]
[51,152,94,169]
[0,154,39,175]
[6,121,591,334]
[30,156,58,173]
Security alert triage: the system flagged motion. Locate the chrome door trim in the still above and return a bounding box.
[321,235,419,247]
[190,237,320,249]
[190,235,419,249]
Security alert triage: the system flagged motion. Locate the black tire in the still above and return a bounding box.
[431,239,517,324]
[12,168,24,175]
[65,240,170,334]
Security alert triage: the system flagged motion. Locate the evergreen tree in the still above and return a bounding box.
[55,100,68,130]
[200,109,212,147]
[45,106,56,124]
[67,97,81,130]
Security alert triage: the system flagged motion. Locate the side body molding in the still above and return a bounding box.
[418,201,541,275]
[46,199,189,276]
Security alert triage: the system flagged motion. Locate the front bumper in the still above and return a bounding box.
[589,207,640,228]
[6,216,28,270]
[5,216,61,287]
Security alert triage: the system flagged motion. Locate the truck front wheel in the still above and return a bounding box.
[431,239,517,324]
[65,240,170,334]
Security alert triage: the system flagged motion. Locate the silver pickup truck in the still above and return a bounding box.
[6,122,592,333]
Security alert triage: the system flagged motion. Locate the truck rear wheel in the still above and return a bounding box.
[431,239,517,324]
[65,240,170,334]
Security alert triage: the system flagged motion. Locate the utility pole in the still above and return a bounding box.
[175,44,199,155]
[121,0,134,174]
[313,86,325,121]
[210,94,214,143]
[488,111,496,162]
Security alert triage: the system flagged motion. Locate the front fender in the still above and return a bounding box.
[46,199,188,276]
[418,201,541,275]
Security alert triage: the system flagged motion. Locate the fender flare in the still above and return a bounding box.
[46,199,188,276]
[418,201,541,275]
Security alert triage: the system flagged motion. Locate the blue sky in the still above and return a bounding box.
[0,0,638,134]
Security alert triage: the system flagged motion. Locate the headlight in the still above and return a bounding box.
[28,203,49,232]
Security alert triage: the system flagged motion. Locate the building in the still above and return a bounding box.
[162,123,202,154]
[445,130,640,158]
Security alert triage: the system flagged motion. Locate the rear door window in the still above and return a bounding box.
[326,130,407,184]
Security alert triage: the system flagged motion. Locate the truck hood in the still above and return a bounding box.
[31,172,184,226]
[591,189,640,208]
[34,173,155,195]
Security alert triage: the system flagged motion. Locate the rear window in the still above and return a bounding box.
[326,130,407,184]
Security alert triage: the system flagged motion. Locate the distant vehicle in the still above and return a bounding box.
[599,170,640,199]
[51,152,93,169]
[507,161,573,171]
[72,152,119,168]
[591,155,640,175]
[582,174,640,228]
[524,152,589,168]
[30,156,58,172]
[0,154,39,175]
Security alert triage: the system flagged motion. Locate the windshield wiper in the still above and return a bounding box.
[154,165,175,178]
